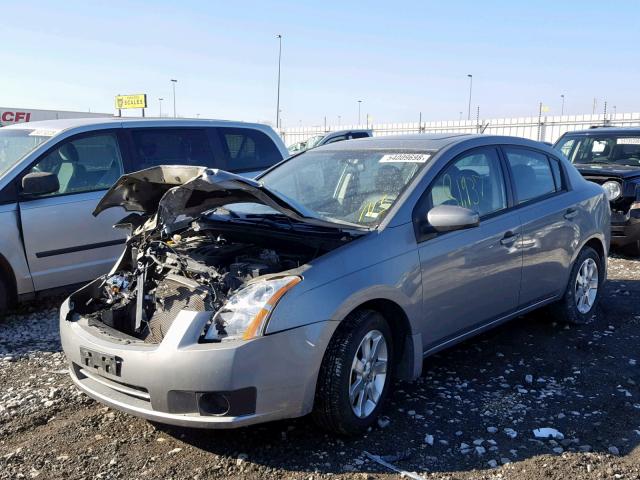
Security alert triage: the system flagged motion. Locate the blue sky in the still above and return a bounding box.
[1,1,639,126]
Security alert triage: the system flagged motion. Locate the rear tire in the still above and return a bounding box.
[312,309,393,435]
[549,246,602,325]
[621,240,640,257]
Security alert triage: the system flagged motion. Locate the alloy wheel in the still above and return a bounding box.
[349,329,388,418]
[575,257,598,314]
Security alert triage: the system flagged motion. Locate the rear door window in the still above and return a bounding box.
[504,147,558,204]
[131,129,215,170]
[216,127,282,172]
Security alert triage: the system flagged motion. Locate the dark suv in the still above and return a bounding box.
[554,127,640,255]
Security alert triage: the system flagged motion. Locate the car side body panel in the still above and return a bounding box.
[266,222,422,334]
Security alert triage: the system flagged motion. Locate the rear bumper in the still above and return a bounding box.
[610,207,640,247]
[60,298,338,428]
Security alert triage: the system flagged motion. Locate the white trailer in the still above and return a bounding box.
[0,107,111,127]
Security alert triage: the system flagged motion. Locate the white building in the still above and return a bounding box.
[0,107,111,127]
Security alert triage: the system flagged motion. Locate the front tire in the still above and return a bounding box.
[549,246,602,324]
[312,309,393,435]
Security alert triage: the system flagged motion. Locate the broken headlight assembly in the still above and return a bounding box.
[202,276,301,342]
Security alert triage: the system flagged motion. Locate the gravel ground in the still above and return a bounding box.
[1,255,640,480]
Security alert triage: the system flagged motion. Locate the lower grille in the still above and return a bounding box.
[74,364,150,401]
[144,276,209,343]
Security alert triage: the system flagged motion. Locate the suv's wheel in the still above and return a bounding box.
[312,309,393,435]
[550,246,602,324]
[621,240,640,257]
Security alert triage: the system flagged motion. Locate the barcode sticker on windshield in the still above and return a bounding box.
[380,153,430,163]
[617,138,640,145]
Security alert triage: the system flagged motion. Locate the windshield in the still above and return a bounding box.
[0,129,53,178]
[556,134,640,167]
[258,149,432,227]
[288,135,324,154]
[305,135,324,149]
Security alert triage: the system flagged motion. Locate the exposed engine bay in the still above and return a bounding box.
[73,220,322,344]
[67,166,363,344]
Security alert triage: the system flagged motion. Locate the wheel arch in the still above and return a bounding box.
[577,234,607,278]
[0,251,17,308]
[340,298,422,381]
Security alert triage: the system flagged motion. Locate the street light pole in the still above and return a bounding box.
[276,34,282,130]
[467,74,473,120]
[159,98,163,118]
[560,94,565,116]
[358,100,362,124]
[170,79,177,118]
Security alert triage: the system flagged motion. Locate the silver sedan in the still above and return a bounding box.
[60,134,610,435]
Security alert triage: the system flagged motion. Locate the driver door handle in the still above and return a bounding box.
[500,230,519,246]
[564,208,578,220]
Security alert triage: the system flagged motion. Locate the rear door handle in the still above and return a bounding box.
[564,208,578,220]
[500,231,519,246]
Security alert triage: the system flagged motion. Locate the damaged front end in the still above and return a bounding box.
[64,166,357,345]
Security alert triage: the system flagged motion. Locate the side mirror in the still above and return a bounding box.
[427,204,479,232]
[21,172,60,196]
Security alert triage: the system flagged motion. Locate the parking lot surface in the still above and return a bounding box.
[1,255,640,480]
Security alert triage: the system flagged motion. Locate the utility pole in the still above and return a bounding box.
[467,74,473,120]
[537,102,543,141]
[276,34,283,130]
[170,79,178,117]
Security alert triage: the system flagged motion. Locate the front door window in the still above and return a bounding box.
[27,133,123,196]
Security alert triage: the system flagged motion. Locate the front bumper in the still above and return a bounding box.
[60,299,338,428]
[610,207,640,247]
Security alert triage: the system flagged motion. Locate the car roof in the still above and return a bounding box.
[1,117,276,135]
[315,133,479,151]
[324,129,372,136]
[561,126,640,136]
[312,133,561,155]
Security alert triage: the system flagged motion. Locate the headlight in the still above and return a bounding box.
[202,276,301,342]
[602,180,622,201]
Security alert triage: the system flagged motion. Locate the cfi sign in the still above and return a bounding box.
[1,111,32,124]
[115,94,147,110]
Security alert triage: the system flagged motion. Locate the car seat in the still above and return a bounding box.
[57,143,88,193]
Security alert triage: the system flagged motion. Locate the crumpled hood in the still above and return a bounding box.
[93,165,331,229]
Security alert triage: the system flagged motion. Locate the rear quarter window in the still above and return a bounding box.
[216,127,283,172]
